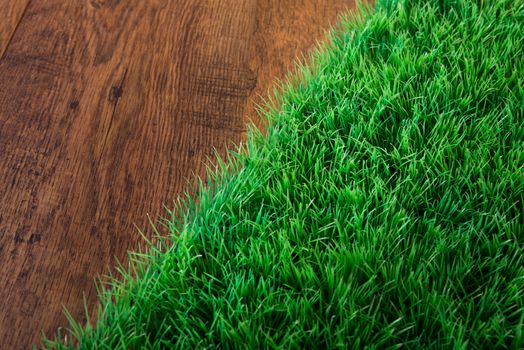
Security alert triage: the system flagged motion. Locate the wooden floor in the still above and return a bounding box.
[0,1,352,348]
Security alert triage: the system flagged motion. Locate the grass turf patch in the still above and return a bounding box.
[45,0,524,348]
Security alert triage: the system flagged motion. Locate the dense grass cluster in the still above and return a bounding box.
[46,0,524,348]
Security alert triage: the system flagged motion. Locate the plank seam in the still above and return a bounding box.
[0,0,31,59]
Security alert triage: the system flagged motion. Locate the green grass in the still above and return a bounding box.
[44,0,524,348]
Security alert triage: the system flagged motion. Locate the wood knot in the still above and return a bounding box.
[109,85,123,102]
[69,100,79,110]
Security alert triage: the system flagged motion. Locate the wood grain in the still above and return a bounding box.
[0,0,353,348]
[0,0,31,57]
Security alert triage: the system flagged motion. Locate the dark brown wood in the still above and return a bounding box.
[0,1,353,348]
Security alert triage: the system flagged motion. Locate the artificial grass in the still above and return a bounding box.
[45,0,524,348]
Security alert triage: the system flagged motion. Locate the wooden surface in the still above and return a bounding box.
[0,0,31,56]
[0,1,353,348]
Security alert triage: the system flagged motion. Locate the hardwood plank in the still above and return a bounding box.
[0,0,30,56]
[0,0,352,348]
